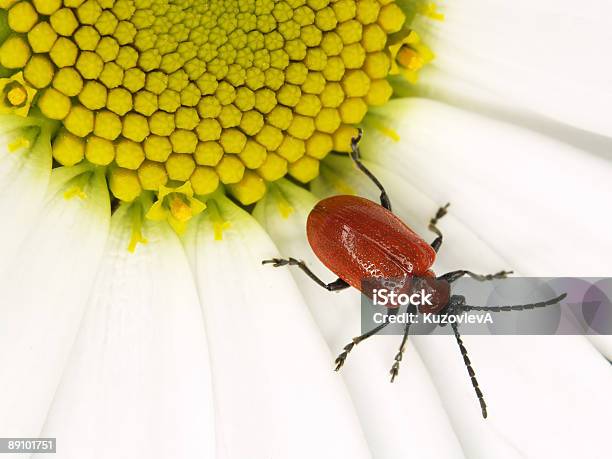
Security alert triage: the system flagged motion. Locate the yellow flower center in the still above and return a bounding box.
[0,0,435,236]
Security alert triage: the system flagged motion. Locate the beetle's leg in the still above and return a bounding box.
[451,322,488,419]
[262,257,350,291]
[428,203,450,252]
[334,321,392,371]
[349,129,393,211]
[438,270,513,284]
[389,310,412,382]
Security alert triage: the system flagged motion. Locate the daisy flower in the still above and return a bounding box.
[0,0,610,458]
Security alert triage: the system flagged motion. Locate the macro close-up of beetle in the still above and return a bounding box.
[264,130,566,419]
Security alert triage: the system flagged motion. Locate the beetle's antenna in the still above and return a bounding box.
[461,293,566,312]
[451,323,488,418]
[349,129,393,211]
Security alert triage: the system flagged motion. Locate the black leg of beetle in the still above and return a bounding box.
[262,258,350,291]
[349,129,392,211]
[390,312,411,382]
[439,269,514,284]
[335,321,391,371]
[429,203,450,252]
[462,293,567,312]
[451,322,488,419]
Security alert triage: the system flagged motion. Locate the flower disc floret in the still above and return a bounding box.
[0,0,426,227]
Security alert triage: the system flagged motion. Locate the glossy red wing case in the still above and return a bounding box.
[307,195,436,294]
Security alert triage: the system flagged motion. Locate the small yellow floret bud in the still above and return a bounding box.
[257,153,287,181]
[50,8,78,36]
[85,135,115,165]
[53,130,85,166]
[277,135,305,162]
[116,139,145,169]
[24,55,54,88]
[38,88,70,120]
[78,81,107,109]
[228,170,266,205]
[166,153,196,181]
[0,36,31,68]
[27,22,57,53]
[306,132,333,159]
[76,51,104,79]
[53,67,83,96]
[333,125,359,152]
[49,37,78,67]
[138,160,168,190]
[288,155,319,183]
[144,135,172,162]
[94,110,122,139]
[110,167,142,202]
[64,104,94,136]
[194,141,223,166]
[149,111,176,136]
[377,3,405,33]
[33,0,61,15]
[190,166,219,195]
[9,1,39,33]
[215,155,244,184]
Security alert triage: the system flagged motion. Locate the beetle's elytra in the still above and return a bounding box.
[263,130,566,419]
[307,195,436,292]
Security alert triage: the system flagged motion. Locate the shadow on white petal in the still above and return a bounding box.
[184,195,370,459]
[315,112,612,457]
[253,180,465,459]
[0,116,53,273]
[414,68,612,162]
[363,101,612,360]
[413,334,612,459]
[38,206,215,459]
[363,164,612,457]
[0,168,109,438]
[413,0,612,137]
[364,99,612,277]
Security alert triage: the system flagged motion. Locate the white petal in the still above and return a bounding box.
[364,166,612,458]
[38,207,215,459]
[253,180,465,459]
[0,116,52,273]
[366,99,612,358]
[316,158,612,458]
[318,111,612,456]
[414,0,612,137]
[313,163,532,459]
[412,334,612,459]
[363,98,612,276]
[0,168,109,437]
[184,195,370,459]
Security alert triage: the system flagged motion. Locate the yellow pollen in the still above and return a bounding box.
[64,185,88,200]
[388,29,434,82]
[8,136,30,153]
[169,195,193,223]
[419,2,445,21]
[0,0,432,236]
[127,204,148,253]
[7,85,26,106]
[146,182,205,234]
[206,199,231,241]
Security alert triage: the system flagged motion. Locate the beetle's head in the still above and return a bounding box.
[371,275,453,314]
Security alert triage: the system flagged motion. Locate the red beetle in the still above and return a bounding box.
[263,130,565,419]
